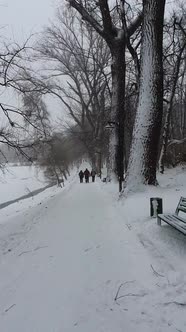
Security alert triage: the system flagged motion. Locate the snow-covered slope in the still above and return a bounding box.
[0,168,186,331]
[0,165,46,204]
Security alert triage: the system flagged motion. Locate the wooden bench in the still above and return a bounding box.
[157,197,186,235]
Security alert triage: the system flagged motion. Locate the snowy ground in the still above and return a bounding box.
[0,165,46,204]
[0,165,186,331]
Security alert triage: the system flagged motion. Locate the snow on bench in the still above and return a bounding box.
[157,197,186,235]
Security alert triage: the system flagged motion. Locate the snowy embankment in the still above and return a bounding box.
[115,165,186,272]
[0,165,46,204]
[0,165,76,210]
[0,165,186,331]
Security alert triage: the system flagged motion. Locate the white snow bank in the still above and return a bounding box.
[102,167,186,287]
[0,165,46,204]
[0,166,77,224]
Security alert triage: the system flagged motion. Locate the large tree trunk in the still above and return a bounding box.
[124,0,166,192]
[107,41,126,191]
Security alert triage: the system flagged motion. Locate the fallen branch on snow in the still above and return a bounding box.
[34,245,48,251]
[150,264,165,278]
[116,292,147,301]
[4,304,16,313]
[114,281,135,301]
[18,246,48,256]
[18,250,32,256]
[114,280,147,304]
[163,301,186,306]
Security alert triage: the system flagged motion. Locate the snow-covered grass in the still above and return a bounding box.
[102,165,186,267]
[0,165,186,331]
[0,165,46,204]
[123,165,186,274]
[0,165,77,223]
[99,165,186,331]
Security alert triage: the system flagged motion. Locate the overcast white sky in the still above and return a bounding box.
[0,0,59,43]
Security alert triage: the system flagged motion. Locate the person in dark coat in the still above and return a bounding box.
[91,170,96,182]
[84,168,90,183]
[79,170,84,183]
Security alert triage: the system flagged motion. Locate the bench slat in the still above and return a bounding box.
[158,213,186,223]
[179,207,186,213]
[176,197,186,215]
[179,205,186,211]
[165,220,186,235]
[179,200,186,205]
[180,201,186,206]
[158,197,186,235]
[159,214,186,225]
[158,214,186,235]
[159,218,186,234]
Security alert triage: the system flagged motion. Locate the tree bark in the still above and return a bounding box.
[107,41,126,191]
[124,0,166,191]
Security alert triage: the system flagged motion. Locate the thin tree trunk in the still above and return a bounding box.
[54,167,62,187]
[89,150,97,171]
[124,0,166,191]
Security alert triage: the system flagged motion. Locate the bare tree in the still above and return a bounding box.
[35,9,111,172]
[66,0,142,191]
[159,11,186,172]
[0,38,51,167]
[37,131,84,186]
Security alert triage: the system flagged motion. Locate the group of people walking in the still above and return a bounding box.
[79,168,96,183]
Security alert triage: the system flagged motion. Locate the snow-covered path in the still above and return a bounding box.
[0,180,186,332]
